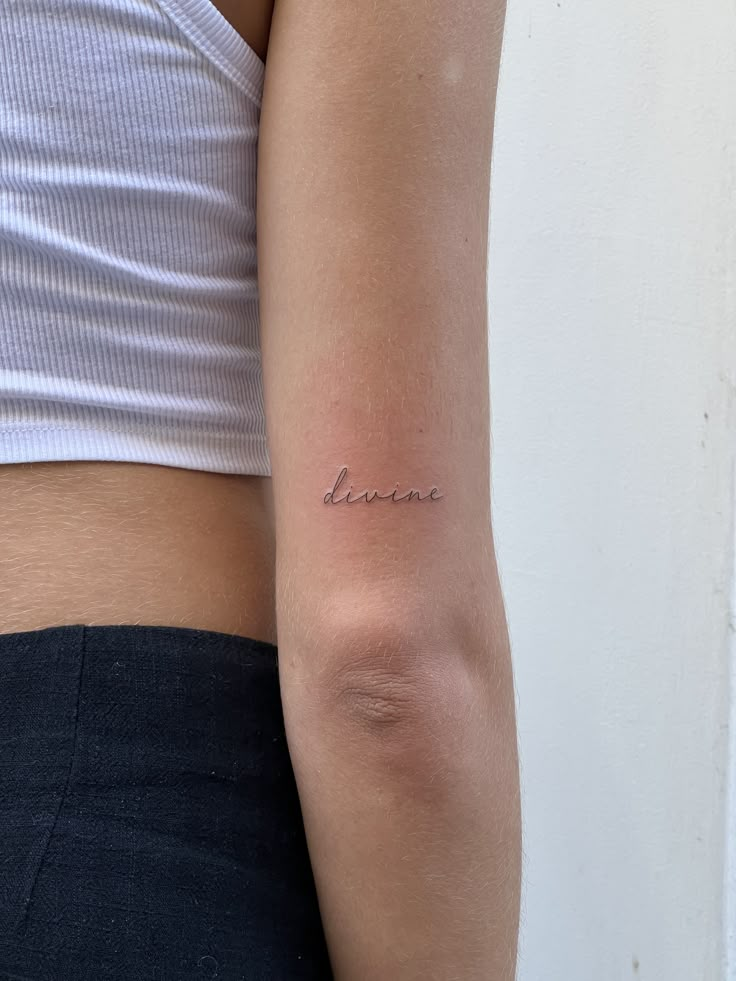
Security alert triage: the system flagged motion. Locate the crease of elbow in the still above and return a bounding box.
[317,636,477,743]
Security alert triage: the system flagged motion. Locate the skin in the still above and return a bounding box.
[0,462,278,642]
[323,465,444,504]
[256,0,522,977]
[209,0,274,62]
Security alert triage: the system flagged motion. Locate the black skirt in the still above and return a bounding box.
[0,623,333,980]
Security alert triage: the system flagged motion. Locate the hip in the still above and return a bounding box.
[0,621,332,980]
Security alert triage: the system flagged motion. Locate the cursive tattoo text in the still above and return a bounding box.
[324,466,443,505]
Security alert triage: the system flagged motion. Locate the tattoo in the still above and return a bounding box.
[324,466,443,505]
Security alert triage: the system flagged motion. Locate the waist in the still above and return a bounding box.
[0,461,276,644]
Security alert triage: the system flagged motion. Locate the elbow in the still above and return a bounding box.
[295,612,496,756]
[327,649,471,738]
[279,606,518,797]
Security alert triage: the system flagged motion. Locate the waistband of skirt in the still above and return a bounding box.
[0,623,285,786]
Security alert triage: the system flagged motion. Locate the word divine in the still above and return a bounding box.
[324,467,443,505]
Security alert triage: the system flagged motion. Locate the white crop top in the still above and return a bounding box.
[0,0,271,476]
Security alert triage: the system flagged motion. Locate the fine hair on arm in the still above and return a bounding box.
[256,0,521,977]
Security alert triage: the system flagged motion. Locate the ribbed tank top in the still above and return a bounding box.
[0,0,270,476]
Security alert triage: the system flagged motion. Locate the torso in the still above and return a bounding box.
[0,0,278,643]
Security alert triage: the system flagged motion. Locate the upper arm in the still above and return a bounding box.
[256,0,507,684]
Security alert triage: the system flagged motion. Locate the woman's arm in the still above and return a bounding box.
[257,0,521,976]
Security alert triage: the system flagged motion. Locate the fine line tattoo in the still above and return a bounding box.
[324,466,444,505]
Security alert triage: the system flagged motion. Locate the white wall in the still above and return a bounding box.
[488,1,736,977]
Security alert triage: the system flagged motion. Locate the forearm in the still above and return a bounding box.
[280,614,522,980]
